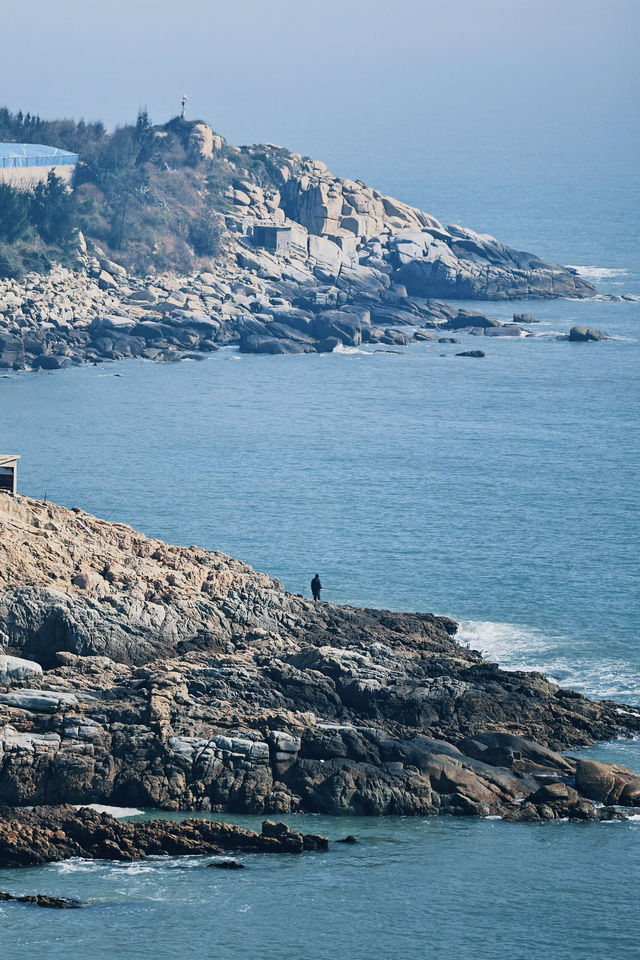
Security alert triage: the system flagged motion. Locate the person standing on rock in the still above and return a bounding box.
[311,573,323,602]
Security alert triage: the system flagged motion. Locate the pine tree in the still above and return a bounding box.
[30,172,77,244]
[0,183,31,243]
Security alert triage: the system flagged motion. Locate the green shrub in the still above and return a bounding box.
[188,210,222,256]
[0,241,25,278]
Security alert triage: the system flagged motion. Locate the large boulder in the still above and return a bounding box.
[0,654,43,684]
[446,310,502,330]
[0,334,24,369]
[574,758,640,806]
[239,335,306,355]
[569,326,610,342]
[189,123,215,160]
[458,733,574,773]
[312,309,366,346]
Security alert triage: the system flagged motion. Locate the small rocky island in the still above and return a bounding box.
[1,493,639,853]
[0,114,610,371]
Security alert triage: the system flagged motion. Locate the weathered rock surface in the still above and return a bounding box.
[0,495,638,820]
[0,805,328,868]
[574,758,640,805]
[0,654,42,683]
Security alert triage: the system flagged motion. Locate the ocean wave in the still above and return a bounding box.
[456,619,556,667]
[566,265,628,281]
[456,619,640,701]
[333,344,371,355]
[74,803,144,818]
[54,857,96,874]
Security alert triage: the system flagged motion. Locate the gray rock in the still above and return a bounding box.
[33,355,71,370]
[447,311,502,331]
[412,330,439,341]
[0,689,78,712]
[0,655,43,684]
[239,336,306,355]
[97,270,119,291]
[569,326,610,342]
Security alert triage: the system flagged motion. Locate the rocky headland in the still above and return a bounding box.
[0,126,608,371]
[1,494,639,834]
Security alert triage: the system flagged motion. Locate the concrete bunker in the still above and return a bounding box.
[0,455,19,494]
[252,221,307,256]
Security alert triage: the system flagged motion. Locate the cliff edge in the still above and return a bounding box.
[1,494,638,820]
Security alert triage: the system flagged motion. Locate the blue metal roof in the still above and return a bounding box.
[0,143,78,168]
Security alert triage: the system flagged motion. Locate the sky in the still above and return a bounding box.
[2,0,637,141]
[1,0,638,242]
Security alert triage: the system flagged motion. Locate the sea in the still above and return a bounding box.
[0,130,638,959]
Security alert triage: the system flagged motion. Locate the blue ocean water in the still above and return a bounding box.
[1,144,639,957]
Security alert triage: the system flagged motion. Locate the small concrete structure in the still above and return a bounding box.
[0,455,19,494]
[252,221,307,256]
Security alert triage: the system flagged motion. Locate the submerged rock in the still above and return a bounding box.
[0,890,83,909]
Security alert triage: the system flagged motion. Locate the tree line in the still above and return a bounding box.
[0,107,230,277]
[0,172,76,245]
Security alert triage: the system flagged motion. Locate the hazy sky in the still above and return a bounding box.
[2,0,637,138]
[1,0,638,237]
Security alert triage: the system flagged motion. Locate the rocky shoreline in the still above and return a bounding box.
[0,131,614,372]
[1,494,639,828]
[0,805,328,869]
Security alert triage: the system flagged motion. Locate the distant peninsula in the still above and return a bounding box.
[0,108,610,370]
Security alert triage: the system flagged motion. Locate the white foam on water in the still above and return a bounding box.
[55,857,96,874]
[538,655,640,701]
[74,803,144,818]
[456,619,556,672]
[566,265,628,281]
[333,344,371,356]
[456,619,640,701]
